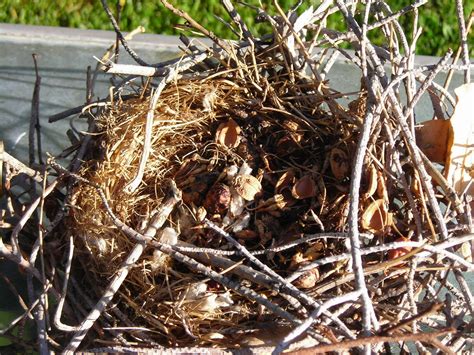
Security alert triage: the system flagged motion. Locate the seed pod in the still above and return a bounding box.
[292,175,316,199]
[361,199,393,233]
[233,174,262,201]
[216,118,241,148]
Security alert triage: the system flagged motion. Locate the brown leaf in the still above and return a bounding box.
[415,119,450,163]
[293,268,319,289]
[256,194,291,212]
[445,83,474,199]
[292,175,317,199]
[215,118,241,148]
[275,169,296,194]
[361,199,392,233]
[376,170,389,202]
[330,147,350,180]
[233,174,262,201]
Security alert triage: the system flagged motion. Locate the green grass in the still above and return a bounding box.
[0,0,472,57]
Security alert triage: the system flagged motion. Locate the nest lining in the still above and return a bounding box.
[1,1,471,353]
[67,65,373,347]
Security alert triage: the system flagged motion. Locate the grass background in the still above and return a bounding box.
[0,0,473,57]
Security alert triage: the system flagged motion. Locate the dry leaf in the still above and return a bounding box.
[256,194,291,211]
[445,83,474,200]
[361,199,392,233]
[235,229,258,239]
[202,332,225,341]
[282,119,301,132]
[216,118,241,148]
[415,119,450,163]
[292,175,317,199]
[293,268,319,289]
[376,170,389,202]
[275,169,296,194]
[364,164,378,199]
[233,174,262,201]
[330,147,350,180]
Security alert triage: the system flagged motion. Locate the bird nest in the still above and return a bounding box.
[1,0,473,353]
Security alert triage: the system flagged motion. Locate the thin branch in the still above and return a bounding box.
[289,328,456,354]
[454,0,471,83]
[274,291,361,354]
[125,52,208,193]
[287,233,474,282]
[63,180,181,353]
[99,0,149,66]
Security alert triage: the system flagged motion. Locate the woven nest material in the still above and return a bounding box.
[1,1,473,353]
[69,52,364,348]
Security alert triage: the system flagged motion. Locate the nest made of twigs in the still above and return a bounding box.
[67,56,368,347]
[2,0,472,353]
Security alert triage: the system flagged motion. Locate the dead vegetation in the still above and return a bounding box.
[1,0,473,353]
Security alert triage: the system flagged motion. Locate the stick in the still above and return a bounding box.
[454,0,471,83]
[63,181,181,353]
[289,328,456,354]
[125,52,208,193]
[274,291,361,354]
[104,62,168,77]
[99,0,148,66]
[29,54,42,166]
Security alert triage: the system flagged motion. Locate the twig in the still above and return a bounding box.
[63,181,181,353]
[29,53,42,166]
[273,291,361,354]
[221,0,255,43]
[381,302,443,335]
[125,52,208,193]
[442,12,474,100]
[99,0,148,66]
[161,0,232,53]
[288,328,456,354]
[453,269,474,316]
[0,282,52,336]
[28,167,49,355]
[287,234,474,282]
[454,0,471,83]
[3,151,43,182]
[54,236,79,332]
[104,62,168,77]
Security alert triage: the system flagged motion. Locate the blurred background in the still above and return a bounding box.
[1,0,473,57]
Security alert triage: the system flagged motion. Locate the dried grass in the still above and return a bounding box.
[1,0,473,353]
